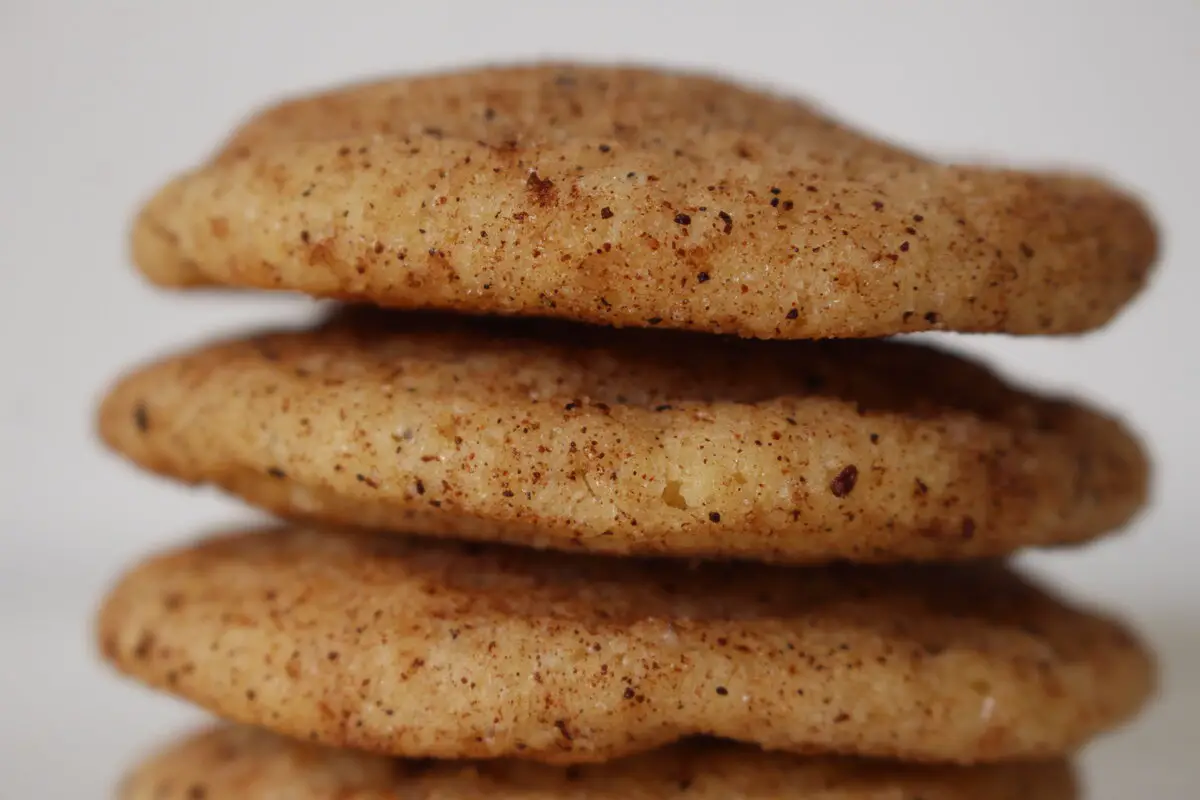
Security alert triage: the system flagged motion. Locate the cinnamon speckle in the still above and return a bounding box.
[133,403,150,432]
[525,172,557,207]
[830,466,858,498]
[132,631,156,661]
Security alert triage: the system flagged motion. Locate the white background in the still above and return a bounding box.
[1,1,1197,796]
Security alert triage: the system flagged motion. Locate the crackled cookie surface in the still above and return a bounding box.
[97,526,1153,764]
[119,724,1079,799]
[98,310,1148,563]
[132,63,1156,338]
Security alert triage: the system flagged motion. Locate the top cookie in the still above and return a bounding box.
[131,63,1156,339]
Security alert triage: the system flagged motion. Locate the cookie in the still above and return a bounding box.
[96,526,1154,764]
[119,724,1079,799]
[131,64,1156,338]
[97,310,1148,563]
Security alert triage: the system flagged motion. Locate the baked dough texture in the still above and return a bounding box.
[131,64,1157,338]
[97,310,1149,563]
[119,724,1079,799]
[97,526,1154,764]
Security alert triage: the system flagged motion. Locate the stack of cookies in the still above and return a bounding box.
[96,65,1159,799]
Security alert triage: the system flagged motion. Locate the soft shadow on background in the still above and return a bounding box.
[1,1,1196,797]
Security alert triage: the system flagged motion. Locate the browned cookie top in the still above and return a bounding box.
[119,724,1079,799]
[98,310,1148,563]
[97,525,1154,765]
[132,64,1156,338]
